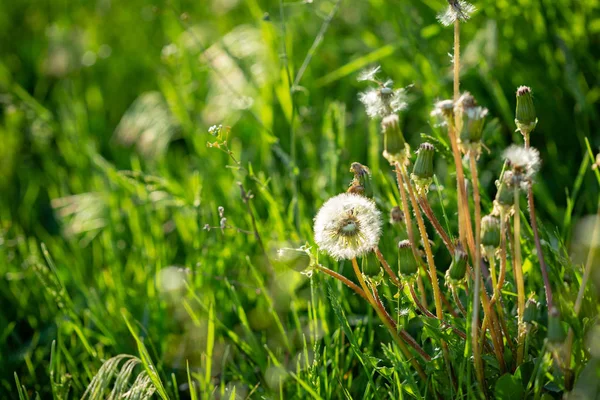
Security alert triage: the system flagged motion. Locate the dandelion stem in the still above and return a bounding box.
[418,195,454,255]
[513,186,526,366]
[400,166,455,384]
[451,286,467,317]
[314,264,368,301]
[524,134,554,311]
[453,20,460,101]
[564,196,600,389]
[350,258,430,377]
[374,246,402,288]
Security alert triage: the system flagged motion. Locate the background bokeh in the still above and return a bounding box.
[1,0,599,398]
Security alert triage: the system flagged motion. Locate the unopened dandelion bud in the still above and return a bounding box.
[455,92,488,155]
[481,215,501,249]
[362,252,382,277]
[275,248,311,272]
[382,114,408,164]
[515,86,537,135]
[524,296,539,324]
[398,240,418,277]
[390,206,404,225]
[547,307,566,343]
[350,162,373,197]
[495,179,514,207]
[411,143,435,194]
[446,244,468,283]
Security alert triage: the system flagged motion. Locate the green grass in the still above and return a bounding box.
[1,0,600,398]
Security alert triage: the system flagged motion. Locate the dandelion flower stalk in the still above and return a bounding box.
[513,185,526,365]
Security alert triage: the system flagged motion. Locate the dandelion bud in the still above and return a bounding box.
[275,248,311,272]
[446,244,468,283]
[411,143,435,194]
[455,92,488,155]
[362,252,382,277]
[495,180,514,207]
[481,215,501,249]
[390,206,404,225]
[547,307,566,343]
[381,114,408,164]
[524,296,539,324]
[515,86,537,135]
[349,162,373,197]
[398,240,418,277]
[431,99,454,127]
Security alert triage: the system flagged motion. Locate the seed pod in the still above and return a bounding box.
[275,248,311,272]
[381,114,408,164]
[454,92,488,155]
[547,307,566,343]
[411,143,435,194]
[446,244,468,283]
[481,215,501,249]
[515,86,537,134]
[398,240,418,277]
[390,206,404,225]
[495,179,514,207]
[524,296,539,324]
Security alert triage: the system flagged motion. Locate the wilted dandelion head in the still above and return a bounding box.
[357,67,409,119]
[314,193,382,260]
[503,145,541,187]
[430,99,454,127]
[437,0,476,26]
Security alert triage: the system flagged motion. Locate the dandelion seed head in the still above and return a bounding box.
[357,68,409,119]
[431,99,454,127]
[313,193,382,260]
[503,145,541,186]
[437,0,476,26]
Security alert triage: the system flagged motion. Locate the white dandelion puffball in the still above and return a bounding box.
[503,145,541,179]
[313,193,382,260]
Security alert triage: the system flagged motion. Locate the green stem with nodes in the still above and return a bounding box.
[524,134,554,311]
[314,264,368,301]
[350,258,430,378]
[374,246,402,289]
[564,196,600,389]
[400,166,456,385]
[513,187,526,366]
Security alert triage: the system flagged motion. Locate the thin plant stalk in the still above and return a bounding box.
[564,197,600,389]
[314,264,368,301]
[452,286,468,317]
[375,246,402,288]
[418,195,454,254]
[399,166,455,384]
[350,258,430,378]
[513,187,526,365]
[524,134,554,310]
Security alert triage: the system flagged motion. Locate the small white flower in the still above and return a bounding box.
[503,145,541,187]
[314,193,382,260]
[437,0,476,26]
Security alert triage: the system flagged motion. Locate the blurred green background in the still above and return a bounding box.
[1,0,599,398]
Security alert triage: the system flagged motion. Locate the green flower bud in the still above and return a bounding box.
[275,248,311,272]
[455,92,488,155]
[349,162,373,198]
[495,179,514,207]
[381,114,409,164]
[524,296,539,324]
[362,252,382,278]
[446,244,468,283]
[515,86,537,135]
[390,206,404,225]
[398,240,418,277]
[481,215,501,249]
[411,143,435,194]
[547,307,566,343]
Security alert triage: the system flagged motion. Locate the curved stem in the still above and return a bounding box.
[315,264,368,301]
[452,286,467,318]
[513,187,526,366]
[418,195,454,255]
[374,246,402,289]
[351,258,430,374]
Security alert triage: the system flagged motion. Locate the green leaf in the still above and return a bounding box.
[494,373,524,400]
